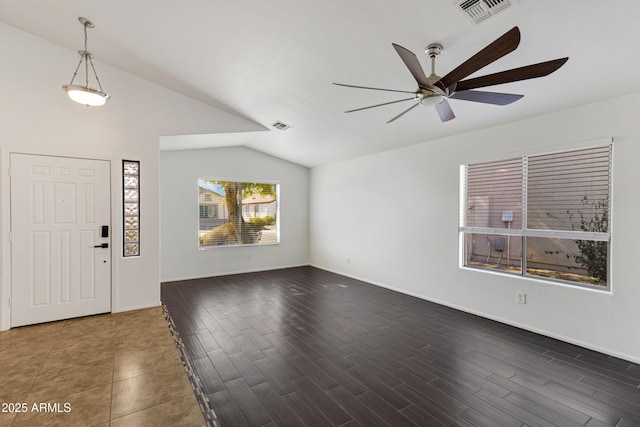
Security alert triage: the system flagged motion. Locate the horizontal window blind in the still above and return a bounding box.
[465,157,522,229]
[527,146,610,232]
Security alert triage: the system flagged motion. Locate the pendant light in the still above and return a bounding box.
[62,17,110,106]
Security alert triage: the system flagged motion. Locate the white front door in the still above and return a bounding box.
[10,154,111,327]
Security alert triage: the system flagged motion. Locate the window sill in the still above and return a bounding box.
[458,265,611,294]
[198,242,280,251]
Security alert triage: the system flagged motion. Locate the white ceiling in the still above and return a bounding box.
[1,1,639,167]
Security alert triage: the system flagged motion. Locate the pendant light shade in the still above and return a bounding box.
[63,85,109,106]
[62,17,110,106]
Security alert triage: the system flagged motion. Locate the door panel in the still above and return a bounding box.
[11,154,111,327]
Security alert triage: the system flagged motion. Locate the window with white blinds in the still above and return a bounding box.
[198,179,279,248]
[460,144,611,289]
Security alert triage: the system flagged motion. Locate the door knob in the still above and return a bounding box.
[94,243,109,248]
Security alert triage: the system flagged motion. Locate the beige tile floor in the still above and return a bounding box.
[0,307,206,427]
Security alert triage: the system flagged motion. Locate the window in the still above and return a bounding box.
[123,160,140,257]
[199,205,218,219]
[460,144,611,288]
[198,179,279,248]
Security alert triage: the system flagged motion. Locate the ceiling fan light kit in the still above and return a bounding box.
[62,17,110,107]
[419,95,444,107]
[334,26,568,123]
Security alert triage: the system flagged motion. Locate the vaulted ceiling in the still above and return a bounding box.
[1,1,638,167]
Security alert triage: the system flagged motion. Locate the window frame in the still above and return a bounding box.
[459,142,612,291]
[197,177,280,249]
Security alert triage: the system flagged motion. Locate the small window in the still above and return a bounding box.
[198,179,279,248]
[123,160,140,257]
[460,145,611,289]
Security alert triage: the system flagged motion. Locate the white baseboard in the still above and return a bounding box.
[161,263,309,283]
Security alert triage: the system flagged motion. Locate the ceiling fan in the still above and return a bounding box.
[334,26,568,123]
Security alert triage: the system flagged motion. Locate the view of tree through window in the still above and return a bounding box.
[198,179,279,248]
[460,144,611,288]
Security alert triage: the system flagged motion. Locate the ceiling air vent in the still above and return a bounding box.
[271,120,293,131]
[455,0,512,23]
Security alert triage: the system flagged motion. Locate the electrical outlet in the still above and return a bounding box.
[247,253,252,260]
[347,257,351,264]
[516,292,526,304]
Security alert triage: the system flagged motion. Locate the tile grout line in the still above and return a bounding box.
[109,316,118,425]
[108,391,198,425]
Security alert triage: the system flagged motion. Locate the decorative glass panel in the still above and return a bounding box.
[123,160,140,257]
[124,217,139,230]
[124,243,139,257]
[124,230,139,242]
[124,189,138,202]
[123,161,139,175]
[124,203,138,216]
[124,175,138,188]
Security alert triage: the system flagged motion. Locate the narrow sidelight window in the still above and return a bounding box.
[123,160,140,257]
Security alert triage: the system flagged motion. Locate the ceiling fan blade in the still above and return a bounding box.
[345,97,416,113]
[387,102,421,123]
[438,26,521,89]
[435,99,455,122]
[333,83,417,94]
[392,43,431,89]
[450,90,524,105]
[454,57,569,91]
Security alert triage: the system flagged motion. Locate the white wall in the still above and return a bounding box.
[310,92,640,363]
[0,23,261,329]
[160,146,309,281]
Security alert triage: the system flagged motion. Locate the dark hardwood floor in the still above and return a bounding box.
[161,266,640,427]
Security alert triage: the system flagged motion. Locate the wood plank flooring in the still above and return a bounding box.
[161,266,640,427]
